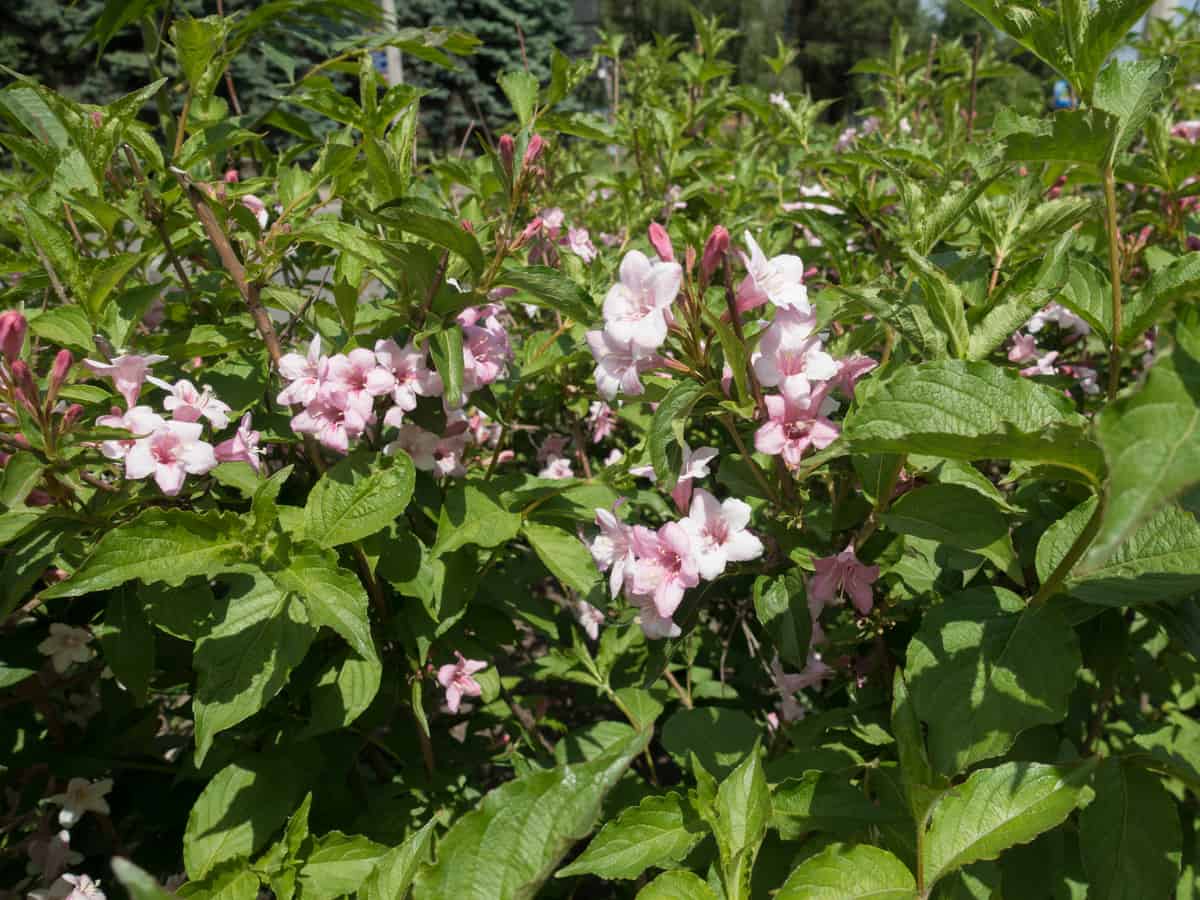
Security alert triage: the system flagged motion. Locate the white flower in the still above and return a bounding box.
[46,778,112,828]
[146,377,231,429]
[681,489,765,580]
[601,250,682,351]
[37,625,94,674]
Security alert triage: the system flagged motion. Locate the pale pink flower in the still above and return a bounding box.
[322,349,392,421]
[832,354,877,397]
[671,442,718,513]
[35,873,107,900]
[83,354,167,407]
[95,406,165,461]
[835,126,858,152]
[537,434,571,463]
[772,653,832,720]
[385,425,468,478]
[1027,303,1089,336]
[456,303,503,328]
[46,778,112,828]
[26,830,81,881]
[601,250,682,351]
[277,336,325,407]
[291,397,357,454]
[37,624,94,674]
[591,508,636,598]
[681,489,764,580]
[146,377,231,428]
[575,600,605,640]
[586,329,660,401]
[437,652,487,714]
[461,316,512,397]
[374,339,442,423]
[781,184,838,215]
[213,413,263,471]
[603,448,624,466]
[567,227,597,263]
[539,456,574,479]
[1007,333,1037,364]
[810,543,880,615]
[752,307,838,402]
[1020,351,1059,378]
[629,463,657,481]
[737,232,809,313]
[1173,120,1200,142]
[541,207,565,239]
[241,193,269,229]
[124,420,217,494]
[588,401,617,442]
[633,595,682,639]
[754,390,840,468]
[631,522,700,619]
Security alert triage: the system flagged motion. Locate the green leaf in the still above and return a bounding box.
[1001,109,1112,165]
[753,572,811,669]
[891,668,943,823]
[194,572,315,765]
[184,752,309,880]
[1079,759,1181,899]
[662,706,760,778]
[844,360,1103,484]
[303,450,415,548]
[360,816,440,900]
[922,761,1094,890]
[498,70,539,126]
[111,858,176,900]
[905,250,969,359]
[906,588,1080,775]
[881,484,1018,578]
[1088,325,1200,565]
[1132,711,1200,795]
[650,380,709,487]
[413,728,650,900]
[0,452,43,507]
[523,521,601,594]
[637,870,720,900]
[271,548,378,664]
[21,202,81,299]
[303,651,382,738]
[777,843,916,900]
[171,16,231,98]
[713,746,771,898]
[557,792,707,880]
[42,510,245,598]
[29,306,94,355]
[298,832,389,900]
[1058,259,1112,341]
[772,772,904,839]
[1093,57,1176,165]
[1075,0,1159,96]
[432,482,522,557]
[377,198,485,277]
[95,587,156,706]
[493,266,594,323]
[430,327,464,408]
[1122,253,1200,345]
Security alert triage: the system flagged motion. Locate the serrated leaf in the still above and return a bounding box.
[377,198,484,277]
[498,70,539,126]
[303,651,382,738]
[298,832,389,900]
[713,746,771,898]
[1094,57,1176,166]
[413,728,650,900]
[493,266,594,323]
[42,510,245,598]
[753,572,811,669]
[922,761,1094,890]
[1079,759,1181,899]
[637,870,720,899]
[271,548,378,664]
[772,772,903,839]
[906,588,1080,775]
[777,843,916,900]
[892,668,943,823]
[905,250,969,358]
[0,452,43,507]
[523,521,600,594]
[360,816,440,900]
[557,792,706,880]
[662,707,760,778]
[194,572,315,765]
[303,450,415,548]
[881,484,1018,578]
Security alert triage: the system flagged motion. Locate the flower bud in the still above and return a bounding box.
[700,225,730,282]
[90,110,103,128]
[511,216,544,250]
[523,134,545,166]
[61,403,84,430]
[224,169,239,183]
[461,219,475,234]
[0,310,27,363]
[648,222,674,262]
[498,135,515,176]
[45,349,73,409]
[10,360,38,411]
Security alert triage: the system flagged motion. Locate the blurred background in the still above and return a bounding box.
[1,0,1193,152]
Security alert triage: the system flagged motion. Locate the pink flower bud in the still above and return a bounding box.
[700,225,730,281]
[10,360,38,411]
[224,169,239,183]
[461,219,475,234]
[523,134,545,166]
[498,135,515,175]
[0,310,27,363]
[648,223,674,262]
[61,403,84,430]
[90,110,103,128]
[46,349,73,408]
[512,216,544,250]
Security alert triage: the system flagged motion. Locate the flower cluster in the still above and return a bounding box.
[86,354,260,495]
[590,452,764,639]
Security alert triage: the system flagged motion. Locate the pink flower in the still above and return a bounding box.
[832,354,877,397]
[1007,333,1038,364]
[835,126,858,152]
[737,232,808,312]
[96,406,165,461]
[541,207,566,239]
[461,316,512,397]
[591,508,637,598]
[537,434,571,463]
[752,307,838,402]
[1020,351,1059,378]
[291,397,357,454]
[771,653,833,721]
[1027,303,1089,336]
[437,652,487,714]
[277,336,325,407]
[700,226,730,282]
[634,597,682,640]
[37,624,95,674]
[586,329,660,401]
[601,250,682,351]
[124,420,217,495]
[26,829,81,882]
[575,600,605,640]
[322,348,392,421]
[648,222,675,262]
[83,354,168,407]
[39,872,107,900]
[631,521,700,619]
[241,194,269,229]
[0,309,26,362]
[385,424,468,478]
[681,488,764,580]
[567,227,597,263]
[671,442,718,513]
[810,543,880,615]
[588,401,617,442]
[539,456,574,479]
[754,390,840,468]
[147,377,231,428]
[214,413,263,471]
[1173,120,1200,142]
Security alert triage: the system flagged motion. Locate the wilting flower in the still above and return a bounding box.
[46,778,112,828]
[681,489,764,580]
[214,413,263,472]
[437,652,487,714]
[601,250,682,351]
[1020,351,1060,378]
[146,377,231,429]
[37,624,95,674]
[832,355,877,397]
[810,543,881,615]
[83,354,168,407]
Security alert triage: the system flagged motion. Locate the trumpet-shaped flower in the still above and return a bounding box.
[37,624,95,674]
[124,421,217,495]
[214,413,263,472]
[147,377,231,428]
[752,307,838,402]
[277,336,325,407]
[437,652,487,714]
[96,406,165,461]
[46,778,112,828]
[754,390,840,468]
[575,600,605,640]
[374,339,442,421]
[670,442,718,513]
[737,232,809,312]
[682,489,764,580]
[590,507,636,598]
[630,521,699,619]
[83,354,168,407]
[810,543,880,616]
[586,329,659,401]
[601,250,682,350]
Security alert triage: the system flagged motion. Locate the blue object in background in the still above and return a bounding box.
[1052,79,1075,109]
[371,49,388,74]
